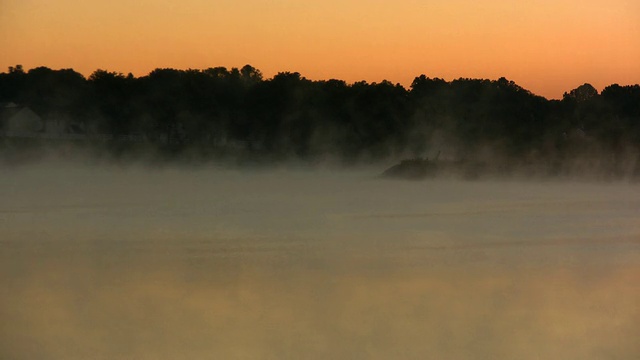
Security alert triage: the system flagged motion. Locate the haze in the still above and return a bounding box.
[2,0,639,98]
[1,161,639,359]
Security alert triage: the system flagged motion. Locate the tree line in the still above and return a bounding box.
[1,65,639,174]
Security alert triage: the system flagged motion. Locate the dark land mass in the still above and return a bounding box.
[381,152,440,180]
[382,158,438,180]
[1,65,640,179]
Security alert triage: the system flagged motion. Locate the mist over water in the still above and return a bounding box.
[1,162,639,360]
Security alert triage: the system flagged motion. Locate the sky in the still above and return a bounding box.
[1,0,639,99]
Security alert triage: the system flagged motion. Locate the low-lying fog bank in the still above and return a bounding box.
[1,162,639,360]
[3,139,640,182]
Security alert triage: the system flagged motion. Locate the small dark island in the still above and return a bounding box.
[381,153,440,180]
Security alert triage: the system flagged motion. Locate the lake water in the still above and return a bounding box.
[1,163,639,360]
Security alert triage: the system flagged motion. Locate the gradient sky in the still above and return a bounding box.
[1,0,639,98]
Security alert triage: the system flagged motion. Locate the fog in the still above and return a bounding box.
[1,162,639,360]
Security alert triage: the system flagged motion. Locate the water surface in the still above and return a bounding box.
[1,164,639,359]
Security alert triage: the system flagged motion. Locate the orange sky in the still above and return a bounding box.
[1,0,639,99]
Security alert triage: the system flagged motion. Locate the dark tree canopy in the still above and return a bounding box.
[563,83,598,102]
[1,64,640,175]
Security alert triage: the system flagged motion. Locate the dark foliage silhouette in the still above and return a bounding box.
[1,65,639,176]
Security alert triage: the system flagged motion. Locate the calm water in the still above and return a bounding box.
[1,163,639,360]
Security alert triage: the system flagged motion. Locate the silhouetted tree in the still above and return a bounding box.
[563,83,598,102]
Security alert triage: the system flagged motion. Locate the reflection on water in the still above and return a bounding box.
[1,164,639,359]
